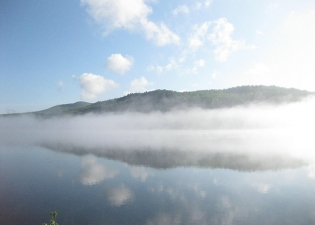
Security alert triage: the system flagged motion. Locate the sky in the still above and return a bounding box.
[1,0,315,113]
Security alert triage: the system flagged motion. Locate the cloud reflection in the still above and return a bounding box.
[146,213,182,225]
[307,165,315,180]
[252,182,272,194]
[130,166,152,181]
[80,155,118,185]
[107,185,134,207]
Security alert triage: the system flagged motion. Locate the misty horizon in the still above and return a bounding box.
[2,97,315,166]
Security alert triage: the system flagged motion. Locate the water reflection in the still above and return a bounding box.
[1,146,315,225]
[308,164,315,179]
[80,155,118,185]
[251,182,272,194]
[107,185,134,207]
[147,213,182,225]
[130,166,152,181]
[43,143,305,171]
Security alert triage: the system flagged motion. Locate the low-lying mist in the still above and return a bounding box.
[1,97,315,166]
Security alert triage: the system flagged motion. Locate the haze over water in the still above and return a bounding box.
[2,97,315,163]
[1,99,315,224]
[2,0,315,223]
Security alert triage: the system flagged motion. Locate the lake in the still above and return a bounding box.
[1,129,315,225]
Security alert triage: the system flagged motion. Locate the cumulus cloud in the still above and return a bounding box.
[188,36,204,50]
[81,0,151,30]
[75,73,118,100]
[267,3,279,11]
[148,58,179,74]
[172,5,190,16]
[208,18,248,62]
[194,0,213,10]
[190,59,205,73]
[81,0,180,46]
[194,59,205,67]
[106,54,133,74]
[256,30,263,36]
[128,76,153,93]
[141,20,180,46]
[189,21,212,50]
[153,18,253,75]
[204,0,212,8]
[212,70,219,79]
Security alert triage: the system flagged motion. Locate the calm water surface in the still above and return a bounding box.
[1,144,315,225]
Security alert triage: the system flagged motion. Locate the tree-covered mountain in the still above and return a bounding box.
[3,85,314,117]
[32,101,91,116]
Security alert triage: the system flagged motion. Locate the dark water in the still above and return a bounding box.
[1,145,315,225]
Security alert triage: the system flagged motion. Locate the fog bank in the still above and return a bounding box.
[1,98,315,164]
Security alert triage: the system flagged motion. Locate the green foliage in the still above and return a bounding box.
[2,85,314,117]
[42,211,59,225]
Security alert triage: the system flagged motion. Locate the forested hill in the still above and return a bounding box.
[4,85,315,117]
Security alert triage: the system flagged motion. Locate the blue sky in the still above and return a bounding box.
[1,0,315,113]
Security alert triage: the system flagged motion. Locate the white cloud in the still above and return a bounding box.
[141,20,180,46]
[147,65,164,74]
[194,59,205,67]
[190,59,205,73]
[81,0,180,46]
[189,21,212,50]
[267,3,279,11]
[208,18,247,62]
[148,58,180,74]
[75,73,118,100]
[212,70,219,79]
[107,185,133,206]
[194,0,212,10]
[204,0,212,8]
[129,76,153,93]
[106,54,133,74]
[188,36,203,50]
[172,5,190,16]
[256,30,263,35]
[194,2,202,10]
[149,55,206,75]
[81,0,151,30]
[156,66,163,73]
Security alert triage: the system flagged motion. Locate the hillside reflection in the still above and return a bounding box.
[42,143,305,171]
[1,146,314,225]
